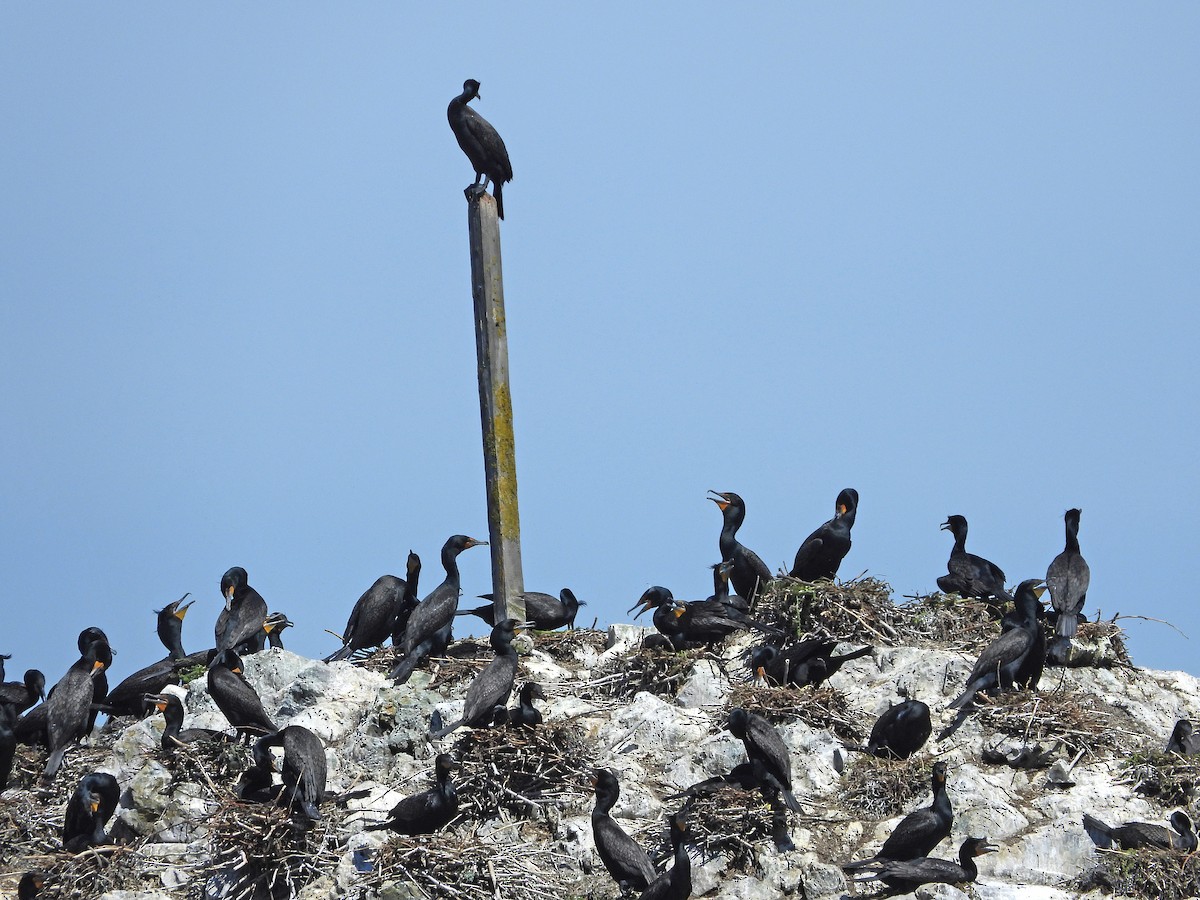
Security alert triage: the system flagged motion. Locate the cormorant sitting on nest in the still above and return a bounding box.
[448,79,513,219]
[43,636,112,780]
[326,559,413,662]
[853,837,998,892]
[748,638,872,689]
[145,692,231,749]
[708,491,774,604]
[506,681,546,729]
[948,579,1045,709]
[1166,719,1200,755]
[790,488,858,582]
[251,725,328,821]
[1046,508,1090,666]
[936,515,1010,610]
[844,761,953,870]
[62,772,120,851]
[727,707,802,812]
[216,567,268,654]
[0,667,46,715]
[18,872,46,900]
[391,535,488,684]
[1083,810,1196,851]
[640,811,692,900]
[460,587,586,631]
[590,768,657,893]
[365,753,459,835]
[858,698,932,760]
[430,618,525,738]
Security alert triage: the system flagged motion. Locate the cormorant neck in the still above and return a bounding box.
[951,526,967,553]
[932,778,951,817]
[160,619,187,660]
[1064,523,1080,554]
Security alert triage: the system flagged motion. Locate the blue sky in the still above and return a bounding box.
[2,6,1197,688]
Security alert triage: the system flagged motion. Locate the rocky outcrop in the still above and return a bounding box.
[3,585,1198,900]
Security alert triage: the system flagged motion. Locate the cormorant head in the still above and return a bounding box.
[940,515,968,537]
[964,836,999,858]
[931,760,948,786]
[221,567,248,608]
[263,612,294,634]
[434,753,459,781]
[836,488,859,517]
[628,585,672,617]
[522,682,546,702]
[77,627,110,656]
[462,79,481,101]
[1171,811,1194,835]
[560,588,585,611]
[27,670,47,701]
[726,707,749,738]
[406,551,421,578]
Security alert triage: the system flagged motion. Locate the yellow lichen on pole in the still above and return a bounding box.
[466,187,525,625]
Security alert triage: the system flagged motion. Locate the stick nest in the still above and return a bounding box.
[837,755,931,819]
[727,684,862,741]
[672,786,777,871]
[974,690,1142,757]
[1077,848,1200,900]
[590,646,706,702]
[1121,751,1200,807]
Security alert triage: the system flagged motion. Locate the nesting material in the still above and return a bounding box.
[1121,750,1200,807]
[1078,847,1200,900]
[673,785,778,871]
[974,691,1142,757]
[728,683,861,741]
[837,755,930,819]
[592,645,705,702]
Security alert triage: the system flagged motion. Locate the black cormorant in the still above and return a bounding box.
[77,627,111,735]
[18,872,46,900]
[948,579,1045,709]
[790,488,858,582]
[937,515,1009,608]
[448,79,513,219]
[326,564,409,662]
[430,618,524,738]
[748,639,871,689]
[103,596,208,718]
[507,681,546,729]
[853,837,997,891]
[0,668,46,715]
[364,753,459,834]
[146,692,231,749]
[843,761,953,870]
[391,535,487,684]
[0,703,16,791]
[215,567,268,654]
[43,637,112,780]
[591,768,657,892]
[206,649,277,739]
[708,491,774,605]
[1166,719,1200,755]
[62,771,120,851]
[1046,508,1090,665]
[250,725,328,821]
[727,708,802,813]
[1083,810,1196,851]
[391,552,422,648]
[460,588,586,631]
[232,611,294,655]
[640,811,691,900]
[861,699,932,760]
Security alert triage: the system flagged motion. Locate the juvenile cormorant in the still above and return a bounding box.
[460,587,586,631]
[391,536,487,684]
[206,649,277,739]
[861,699,932,760]
[591,768,657,892]
[748,639,871,689]
[727,707,802,812]
[0,668,46,715]
[1083,810,1196,851]
[390,552,422,648]
[62,772,120,851]
[708,491,774,604]
[215,567,268,654]
[430,618,524,738]
[1166,719,1200,755]
[18,872,46,900]
[854,837,997,891]
[843,761,953,870]
[937,515,1009,608]
[326,562,410,661]
[43,637,112,780]
[364,753,459,834]
[146,692,231,749]
[448,79,513,219]
[790,488,858,582]
[948,579,1045,709]
[507,681,546,729]
[0,703,16,791]
[1046,508,1090,665]
[639,811,691,900]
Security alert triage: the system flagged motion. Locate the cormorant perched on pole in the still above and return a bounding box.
[936,515,1010,610]
[708,491,773,605]
[790,488,859,581]
[1046,508,1090,665]
[448,79,513,219]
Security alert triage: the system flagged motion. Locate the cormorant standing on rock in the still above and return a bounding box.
[1083,810,1196,851]
[1166,719,1200,755]
[206,649,277,739]
[844,761,953,870]
[365,753,459,835]
[708,491,774,605]
[429,618,524,738]
[216,567,268,654]
[861,699,932,760]
[62,772,120,851]
[727,708,802,813]
[391,535,488,684]
[640,811,692,900]
[460,588,586,631]
[790,488,858,582]
[326,559,414,662]
[948,579,1045,709]
[853,837,998,892]
[937,515,1009,609]
[1046,508,1090,666]
[590,768,657,893]
[43,636,112,780]
[448,79,513,219]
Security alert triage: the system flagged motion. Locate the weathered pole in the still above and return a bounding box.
[466,186,525,625]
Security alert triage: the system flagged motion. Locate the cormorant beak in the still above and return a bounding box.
[939,520,951,531]
[706,490,730,511]
[467,538,489,548]
[176,600,194,620]
[976,841,1000,856]
[224,589,234,611]
[89,799,100,813]
[232,666,243,675]
[90,661,105,678]
[837,504,848,516]
[1033,584,1048,599]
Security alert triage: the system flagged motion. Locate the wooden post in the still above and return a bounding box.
[466,186,525,625]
